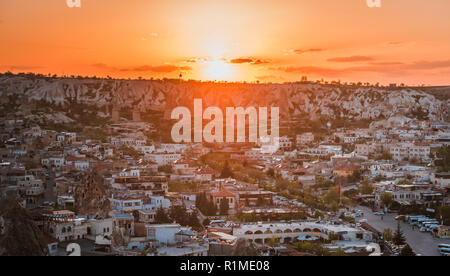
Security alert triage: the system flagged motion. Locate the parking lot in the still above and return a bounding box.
[359,206,450,256]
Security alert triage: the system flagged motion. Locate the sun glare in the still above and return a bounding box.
[203,60,233,81]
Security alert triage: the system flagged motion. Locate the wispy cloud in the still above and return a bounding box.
[327,56,374,63]
[185,57,270,66]
[294,48,325,55]
[407,60,450,70]
[369,62,405,66]
[227,58,270,65]
[272,59,450,78]
[92,63,191,73]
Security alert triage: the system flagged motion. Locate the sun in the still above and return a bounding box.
[203,60,233,81]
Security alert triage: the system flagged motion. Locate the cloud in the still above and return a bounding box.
[272,59,450,78]
[294,48,324,55]
[328,56,374,63]
[184,57,270,66]
[120,65,191,73]
[369,62,405,66]
[185,57,208,63]
[407,60,450,70]
[92,63,191,73]
[227,58,270,65]
[251,59,270,65]
[228,58,254,64]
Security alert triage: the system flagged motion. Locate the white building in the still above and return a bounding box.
[245,148,263,160]
[146,224,182,245]
[233,222,373,245]
[296,133,315,147]
[278,136,293,150]
[390,142,430,161]
[145,153,182,166]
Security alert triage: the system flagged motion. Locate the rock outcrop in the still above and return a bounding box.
[0,192,48,256]
[0,74,448,123]
[74,171,111,217]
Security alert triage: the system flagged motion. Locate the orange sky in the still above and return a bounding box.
[1,0,450,85]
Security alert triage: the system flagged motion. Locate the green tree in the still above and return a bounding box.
[399,244,416,256]
[220,160,234,178]
[381,192,394,208]
[155,206,171,224]
[158,165,173,174]
[219,198,229,215]
[377,152,392,161]
[266,168,275,178]
[267,236,280,248]
[440,206,450,226]
[360,181,373,195]
[436,145,450,172]
[393,222,406,246]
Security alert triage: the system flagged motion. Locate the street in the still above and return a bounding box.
[44,168,56,203]
[359,206,450,256]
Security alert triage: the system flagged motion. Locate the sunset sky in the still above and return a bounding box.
[1,0,450,85]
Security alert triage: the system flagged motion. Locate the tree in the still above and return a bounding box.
[267,236,280,248]
[158,165,173,174]
[196,192,217,216]
[440,206,450,226]
[393,222,406,246]
[399,244,416,256]
[119,145,141,158]
[155,206,171,224]
[360,181,373,195]
[377,152,392,161]
[381,192,394,208]
[219,198,229,215]
[382,228,393,242]
[436,145,450,172]
[256,197,266,207]
[220,160,234,178]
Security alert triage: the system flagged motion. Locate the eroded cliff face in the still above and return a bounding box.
[74,171,111,217]
[0,192,48,256]
[1,75,448,122]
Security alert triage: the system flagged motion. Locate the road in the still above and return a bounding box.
[359,206,450,256]
[44,168,56,203]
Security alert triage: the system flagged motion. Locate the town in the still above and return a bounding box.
[0,74,449,257]
[171,99,279,143]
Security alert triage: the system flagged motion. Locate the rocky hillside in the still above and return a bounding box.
[0,192,48,256]
[0,74,448,122]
